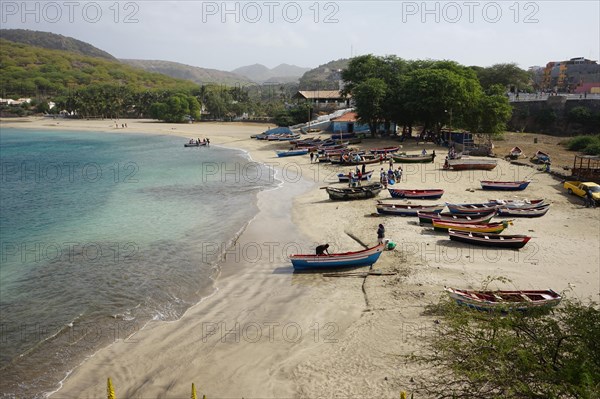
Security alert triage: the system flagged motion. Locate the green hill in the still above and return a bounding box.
[299,58,350,90]
[0,39,196,97]
[120,59,252,86]
[0,29,116,60]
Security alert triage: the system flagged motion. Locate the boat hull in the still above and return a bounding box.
[388,188,444,200]
[433,220,509,233]
[377,203,444,216]
[446,287,561,312]
[338,170,374,182]
[448,159,497,170]
[290,244,385,270]
[448,230,530,249]
[391,154,434,163]
[418,210,495,225]
[326,183,383,200]
[481,181,531,191]
[497,204,550,217]
[276,149,309,157]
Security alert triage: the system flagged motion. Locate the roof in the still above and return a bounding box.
[293,90,348,100]
[331,112,358,122]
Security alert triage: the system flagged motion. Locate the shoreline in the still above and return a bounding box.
[2,117,599,397]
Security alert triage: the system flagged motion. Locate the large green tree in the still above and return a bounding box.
[353,78,387,136]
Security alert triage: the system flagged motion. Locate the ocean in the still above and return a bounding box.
[0,128,276,398]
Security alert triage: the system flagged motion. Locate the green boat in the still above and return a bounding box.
[392,154,434,163]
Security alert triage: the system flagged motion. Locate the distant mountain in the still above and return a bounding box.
[232,63,310,83]
[120,59,253,86]
[0,29,116,60]
[299,58,350,90]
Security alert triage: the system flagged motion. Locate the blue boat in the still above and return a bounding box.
[290,244,385,271]
[480,180,531,191]
[275,148,309,157]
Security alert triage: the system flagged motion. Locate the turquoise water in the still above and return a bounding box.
[0,128,275,397]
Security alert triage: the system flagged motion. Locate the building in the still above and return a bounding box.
[538,57,600,93]
[330,111,396,134]
[292,90,351,110]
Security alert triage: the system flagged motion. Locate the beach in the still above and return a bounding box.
[1,117,599,398]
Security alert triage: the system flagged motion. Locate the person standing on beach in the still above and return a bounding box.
[310,152,314,163]
[377,224,385,244]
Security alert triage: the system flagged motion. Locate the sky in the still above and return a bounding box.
[1,0,599,71]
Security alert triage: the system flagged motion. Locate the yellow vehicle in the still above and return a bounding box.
[563,181,600,204]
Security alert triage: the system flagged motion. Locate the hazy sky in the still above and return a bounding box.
[1,0,598,71]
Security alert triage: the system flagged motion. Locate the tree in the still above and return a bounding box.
[472,63,532,92]
[353,78,387,136]
[472,84,513,134]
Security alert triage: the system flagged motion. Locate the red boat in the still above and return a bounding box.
[446,287,561,311]
[388,188,444,200]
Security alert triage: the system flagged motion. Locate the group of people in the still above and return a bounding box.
[347,164,368,187]
[309,151,320,163]
[315,224,386,255]
[380,165,403,188]
[189,137,210,146]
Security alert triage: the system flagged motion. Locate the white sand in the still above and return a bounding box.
[2,117,599,398]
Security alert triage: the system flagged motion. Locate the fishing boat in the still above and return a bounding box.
[448,230,531,249]
[445,287,562,312]
[488,199,545,206]
[531,150,551,163]
[275,148,309,157]
[333,154,386,166]
[447,203,500,214]
[480,180,531,191]
[290,243,385,271]
[369,146,401,155]
[391,154,435,164]
[497,204,550,217]
[376,203,444,216]
[432,220,511,233]
[446,158,497,170]
[184,142,207,147]
[388,188,444,200]
[418,210,496,225]
[338,170,374,182]
[326,183,383,200]
[508,146,523,159]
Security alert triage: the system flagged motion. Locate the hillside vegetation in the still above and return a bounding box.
[0,39,196,97]
[0,29,116,60]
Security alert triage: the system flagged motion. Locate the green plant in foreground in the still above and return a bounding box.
[416,294,600,398]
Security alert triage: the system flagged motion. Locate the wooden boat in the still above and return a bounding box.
[508,146,523,159]
[480,180,531,191]
[488,199,545,206]
[388,188,444,200]
[497,204,550,217]
[290,244,385,271]
[432,220,511,233]
[376,203,444,216]
[338,170,374,182]
[531,150,550,163]
[445,287,561,312]
[369,146,401,155]
[332,154,386,166]
[448,230,531,249]
[447,203,499,214]
[446,158,497,170]
[391,154,434,164]
[326,183,383,200]
[184,142,207,147]
[418,210,496,225]
[275,148,309,157]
